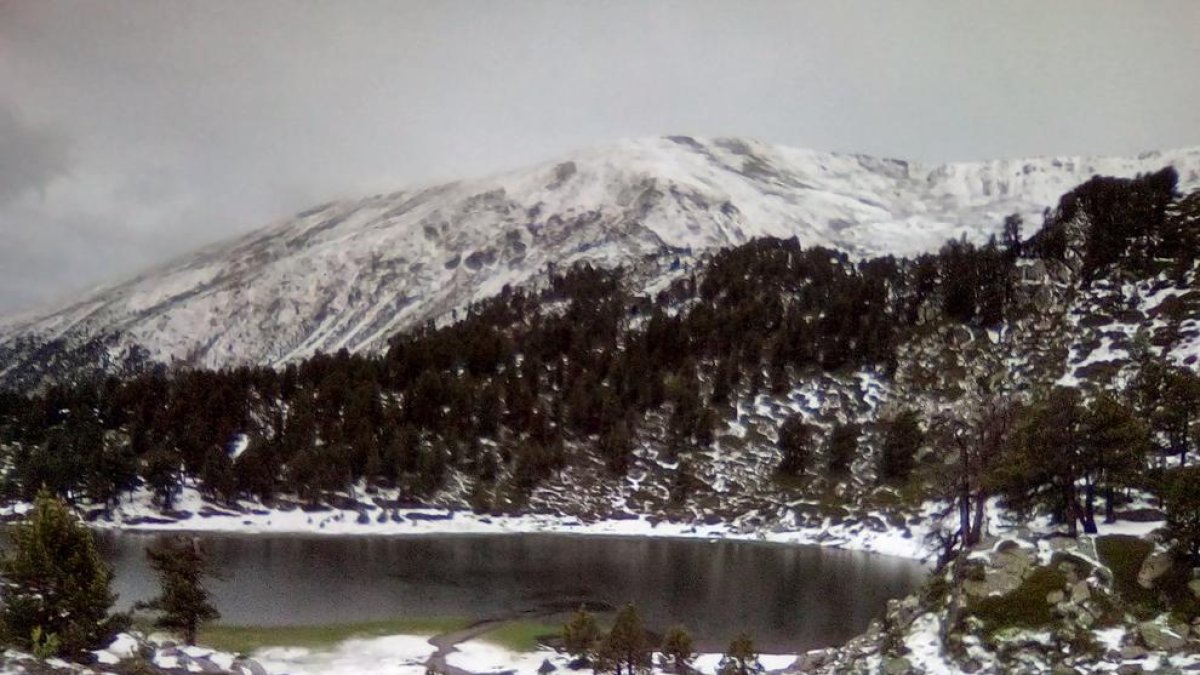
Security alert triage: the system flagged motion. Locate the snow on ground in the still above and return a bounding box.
[447,640,568,674]
[899,614,959,675]
[92,633,140,664]
[692,652,796,674]
[445,644,798,675]
[69,482,934,561]
[253,634,436,675]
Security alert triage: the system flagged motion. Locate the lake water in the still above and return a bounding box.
[97,532,926,652]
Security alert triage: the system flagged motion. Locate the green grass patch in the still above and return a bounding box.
[479,619,563,652]
[967,565,1067,632]
[199,616,469,654]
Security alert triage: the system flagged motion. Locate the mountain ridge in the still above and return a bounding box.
[3,136,1200,387]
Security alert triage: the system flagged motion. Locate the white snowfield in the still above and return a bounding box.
[2,137,1198,377]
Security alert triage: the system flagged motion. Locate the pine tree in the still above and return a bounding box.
[562,606,601,666]
[718,634,762,675]
[775,415,813,477]
[0,490,126,657]
[136,537,220,646]
[142,446,182,511]
[1159,368,1200,466]
[825,423,859,478]
[1165,466,1200,564]
[879,410,922,484]
[661,625,695,673]
[932,397,1019,553]
[994,387,1088,536]
[1082,393,1150,525]
[598,604,651,675]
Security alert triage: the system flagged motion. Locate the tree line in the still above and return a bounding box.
[0,166,1195,520]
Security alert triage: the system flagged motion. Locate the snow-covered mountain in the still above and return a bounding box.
[3,136,1199,386]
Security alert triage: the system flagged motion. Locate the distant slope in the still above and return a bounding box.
[2,136,1199,386]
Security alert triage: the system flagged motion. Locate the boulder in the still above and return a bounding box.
[1070,580,1091,603]
[232,656,271,675]
[1120,644,1148,660]
[961,658,984,672]
[1138,620,1187,651]
[882,656,914,675]
[963,547,1032,598]
[792,651,831,672]
[1137,552,1174,589]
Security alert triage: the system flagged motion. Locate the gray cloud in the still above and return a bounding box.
[0,107,69,205]
[1,0,1199,314]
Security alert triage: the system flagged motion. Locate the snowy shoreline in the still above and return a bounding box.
[63,483,938,562]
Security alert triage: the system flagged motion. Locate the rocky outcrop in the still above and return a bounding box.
[807,534,1200,674]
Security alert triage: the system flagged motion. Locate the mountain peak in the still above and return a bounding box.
[2,137,1199,387]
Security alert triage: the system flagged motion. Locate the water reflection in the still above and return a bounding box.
[96,532,926,652]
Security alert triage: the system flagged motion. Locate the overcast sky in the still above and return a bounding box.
[2,1,1199,314]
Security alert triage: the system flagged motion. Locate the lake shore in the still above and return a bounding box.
[39,481,940,562]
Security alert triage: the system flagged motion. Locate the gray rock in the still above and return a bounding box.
[793,651,832,671]
[537,658,556,674]
[1120,644,1148,660]
[963,547,1034,598]
[1137,552,1173,589]
[1138,621,1187,651]
[882,656,914,675]
[1116,665,1144,675]
[233,656,271,675]
[189,655,226,673]
[1075,609,1096,629]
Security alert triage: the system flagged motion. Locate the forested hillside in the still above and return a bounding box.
[2,166,1199,557]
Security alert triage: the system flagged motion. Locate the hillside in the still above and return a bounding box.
[4,143,1200,673]
[0,159,1197,529]
[2,137,1199,391]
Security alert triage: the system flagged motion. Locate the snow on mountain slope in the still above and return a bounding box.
[2,136,1199,382]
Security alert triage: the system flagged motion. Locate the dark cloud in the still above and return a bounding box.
[1,0,1199,314]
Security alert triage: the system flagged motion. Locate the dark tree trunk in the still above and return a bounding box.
[958,441,972,549]
[969,491,986,546]
[1063,478,1079,538]
[958,492,971,549]
[1104,485,1117,523]
[1082,481,1098,534]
